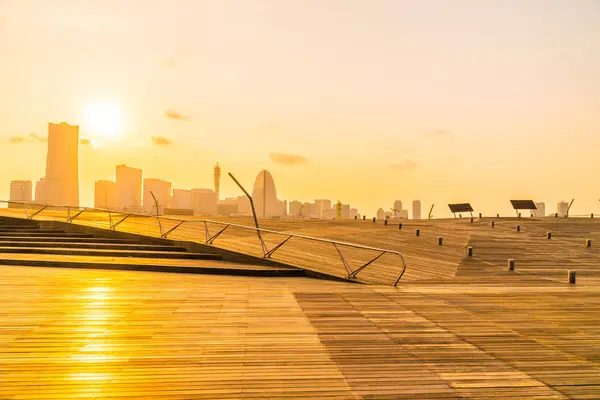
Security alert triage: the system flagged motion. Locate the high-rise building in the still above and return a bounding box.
[412,200,422,220]
[116,165,142,211]
[341,204,350,219]
[143,178,172,214]
[393,200,403,218]
[315,199,332,218]
[251,170,283,218]
[214,163,221,200]
[94,180,118,209]
[237,196,251,215]
[42,122,79,205]
[191,188,217,216]
[376,208,385,220]
[172,189,192,210]
[534,202,546,218]
[289,200,302,217]
[557,201,569,217]
[34,178,46,203]
[9,180,32,208]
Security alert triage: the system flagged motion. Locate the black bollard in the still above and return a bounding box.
[508,259,515,271]
[416,229,420,236]
[398,223,403,230]
[384,220,388,226]
[438,237,443,245]
[547,232,552,239]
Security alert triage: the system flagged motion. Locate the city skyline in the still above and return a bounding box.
[1,1,599,217]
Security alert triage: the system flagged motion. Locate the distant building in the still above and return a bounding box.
[41,122,79,205]
[315,199,332,218]
[116,165,142,211]
[557,201,569,217]
[94,180,118,209]
[9,180,32,208]
[534,202,546,218]
[191,189,217,216]
[412,200,421,220]
[251,170,284,218]
[237,196,251,215]
[143,178,172,214]
[376,208,385,220]
[393,200,403,218]
[214,163,221,200]
[289,200,302,217]
[34,178,47,203]
[341,204,350,219]
[172,189,192,210]
[350,208,358,219]
[398,209,409,219]
[308,202,318,218]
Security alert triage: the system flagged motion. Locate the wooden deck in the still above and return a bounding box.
[1,266,599,399]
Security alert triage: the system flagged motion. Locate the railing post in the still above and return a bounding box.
[229,172,268,256]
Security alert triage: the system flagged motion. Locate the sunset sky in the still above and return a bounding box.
[1,0,599,217]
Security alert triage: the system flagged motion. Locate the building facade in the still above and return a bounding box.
[172,189,192,210]
[116,165,142,211]
[143,178,172,214]
[9,180,32,208]
[557,201,569,217]
[534,202,546,218]
[191,189,217,216]
[42,122,79,205]
[412,200,422,220]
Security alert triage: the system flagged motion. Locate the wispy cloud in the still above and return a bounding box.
[165,110,189,120]
[269,152,308,166]
[80,138,91,145]
[9,133,47,143]
[152,136,174,146]
[425,129,454,139]
[390,160,419,171]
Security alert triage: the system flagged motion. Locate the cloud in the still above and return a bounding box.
[9,133,47,144]
[80,138,91,145]
[269,152,308,166]
[152,136,174,146]
[390,160,419,171]
[425,129,454,139]
[165,110,189,120]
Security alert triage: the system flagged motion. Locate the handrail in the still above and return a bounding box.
[0,200,407,285]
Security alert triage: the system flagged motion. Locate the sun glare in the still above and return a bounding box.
[82,102,124,140]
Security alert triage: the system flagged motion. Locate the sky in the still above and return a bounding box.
[1,0,599,217]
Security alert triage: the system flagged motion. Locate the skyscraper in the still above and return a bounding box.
[116,165,142,211]
[94,180,118,209]
[143,178,172,214]
[42,122,79,205]
[315,199,332,218]
[412,200,422,220]
[191,188,217,216]
[534,202,546,217]
[214,163,221,200]
[9,180,32,208]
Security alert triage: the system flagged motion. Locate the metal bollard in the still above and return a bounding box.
[416,229,420,237]
[470,217,474,223]
[496,213,500,218]
[568,270,576,284]
[516,225,521,232]
[438,237,443,245]
[479,213,482,218]
[586,239,592,248]
[547,232,552,239]
[384,220,388,226]
[466,246,473,257]
[491,221,495,227]
[398,223,402,230]
[518,212,521,218]
[372,217,376,223]
[354,215,357,219]
[363,215,366,220]
[508,259,515,271]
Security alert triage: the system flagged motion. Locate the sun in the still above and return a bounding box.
[82,102,124,140]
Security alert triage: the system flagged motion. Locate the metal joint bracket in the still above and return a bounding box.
[349,251,385,279]
[264,235,292,258]
[332,243,353,277]
[67,208,87,223]
[28,205,48,220]
[207,224,229,244]
[111,214,131,230]
[162,221,185,238]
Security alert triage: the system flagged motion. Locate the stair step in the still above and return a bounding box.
[0,236,141,244]
[0,256,304,277]
[0,229,65,233]
[0,232,94,238]
[0,247,222,260]
[0,241,187,252]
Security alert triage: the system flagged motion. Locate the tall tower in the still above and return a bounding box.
[213,163,221,200]
[44,122,79,205]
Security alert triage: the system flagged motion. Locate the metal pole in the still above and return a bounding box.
[150,191,163,237]
[567,198,575,217]
[229,172,268,256]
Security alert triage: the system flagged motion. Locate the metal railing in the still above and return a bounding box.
[0,200,407,286]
